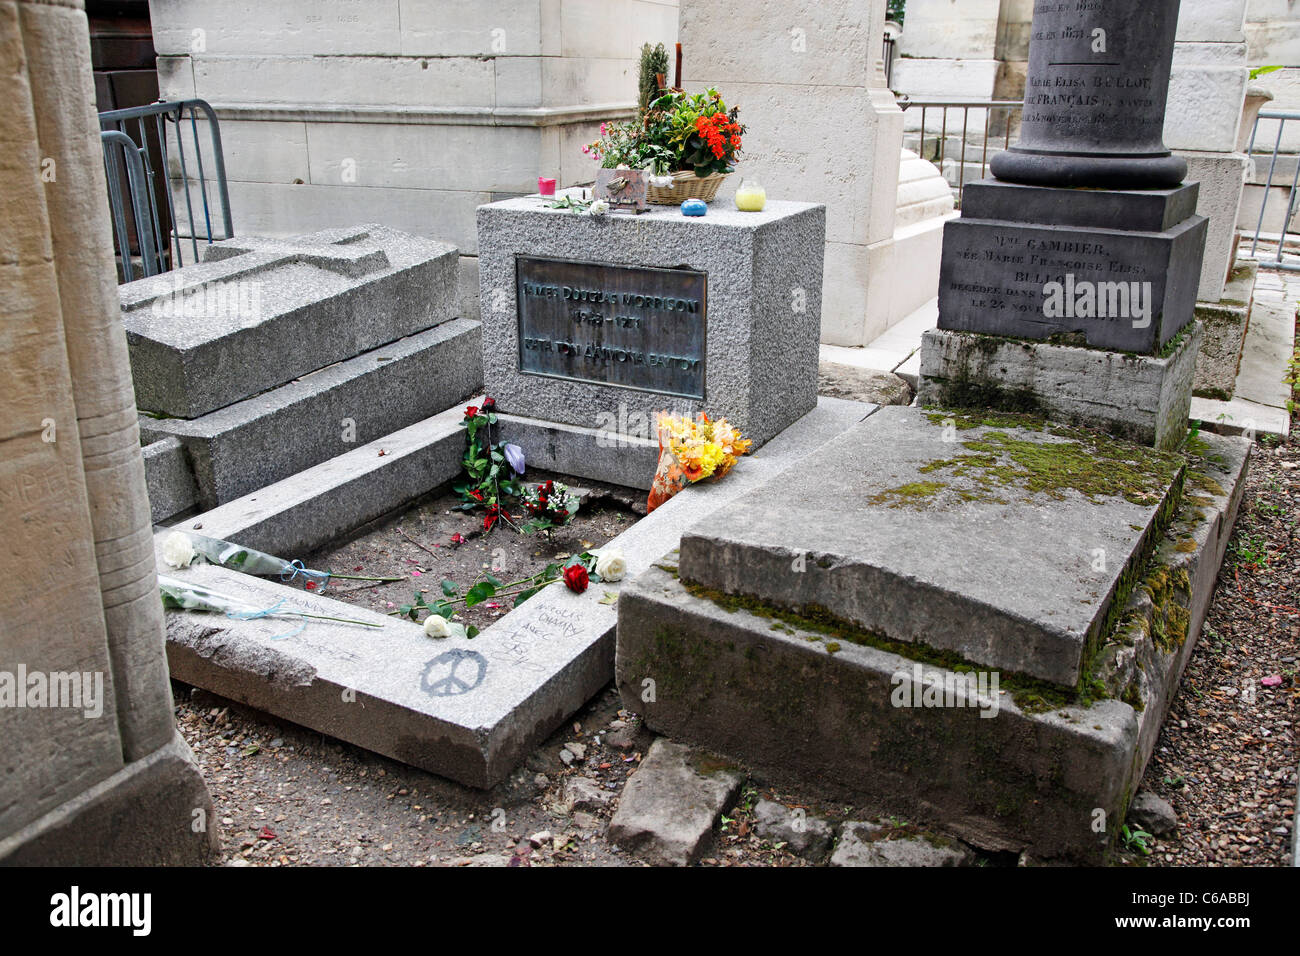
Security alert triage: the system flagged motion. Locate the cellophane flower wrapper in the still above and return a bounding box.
[158,575,380,635]
[181,531,331,589]
[647,412,752,512]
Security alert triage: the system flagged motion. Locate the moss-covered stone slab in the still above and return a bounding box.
[678,405,1185,687]
[615,432,1249,863]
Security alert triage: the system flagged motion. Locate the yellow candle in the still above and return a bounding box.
[734,180,766,212]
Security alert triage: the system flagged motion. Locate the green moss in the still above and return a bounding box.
[682,581,1095,713]
[885,424,1183,511]
[1174,539,1198,553]
[866,480,948,507]
[1189,472,1226,497]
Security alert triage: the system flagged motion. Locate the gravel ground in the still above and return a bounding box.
[1138,414,1299,867]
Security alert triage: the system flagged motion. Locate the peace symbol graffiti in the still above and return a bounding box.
[420,649,488,697]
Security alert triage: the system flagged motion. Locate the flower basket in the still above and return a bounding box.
[647,169,730,205]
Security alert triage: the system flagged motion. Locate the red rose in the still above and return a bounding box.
[465,405,479,419]
[469,488,485,501]
[563,564,589,593]
[482,396,497,410]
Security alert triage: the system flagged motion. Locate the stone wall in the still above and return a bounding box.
[1246,0,1300,153]
[682,0,953,347]
[148,0,680,319]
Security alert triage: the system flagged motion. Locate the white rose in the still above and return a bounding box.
[595,548,627,582]
[589,199,610,216]
[424,615,453,638]
[162,531,196,569]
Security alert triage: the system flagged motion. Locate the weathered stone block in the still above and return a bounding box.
[142,320,482,507]
[477,197,826,449]
[1193,259,1258,398]
[678,406,1185,687]
[615,433,1250,863]
[917,324,1203,451]
[607,739,744,866]
[119,225,459,419]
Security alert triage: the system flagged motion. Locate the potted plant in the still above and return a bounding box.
[584,88,745,204]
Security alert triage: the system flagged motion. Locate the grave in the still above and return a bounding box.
[477,197,825,450]
[155,194,885,788]
[614,0,1254,863]
[120,225,481,516]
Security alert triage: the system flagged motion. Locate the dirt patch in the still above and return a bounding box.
[304,472,644,633]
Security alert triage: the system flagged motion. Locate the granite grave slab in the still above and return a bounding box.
[677,405,1187,687]
[120,224,459,419]
[617,429,1251,863]
[159,397,877,787]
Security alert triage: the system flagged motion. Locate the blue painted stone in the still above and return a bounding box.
[681,199,707,217]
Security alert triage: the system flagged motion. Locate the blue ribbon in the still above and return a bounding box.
[228,599,307,641]
[280,559,332,592]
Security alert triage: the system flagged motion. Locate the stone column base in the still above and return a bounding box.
[0,732,219,866]
[917,323,1202,451]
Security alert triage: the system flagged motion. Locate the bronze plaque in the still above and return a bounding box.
[516,255,707,400]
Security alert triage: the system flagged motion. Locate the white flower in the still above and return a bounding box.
[595,548,627,582]
[588,199,610,216]
[161,531,197,569]
[424,615,453,638]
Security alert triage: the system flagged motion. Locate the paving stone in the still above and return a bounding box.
[752,799,834,860]
[617,431,1250,863]
[142,319,482,507]
[818,362,914,406]
[120,224,458,418]
[562,776,614,813]
[831,821,973,867]
[679,405,1186,687]
[607,740,744,866]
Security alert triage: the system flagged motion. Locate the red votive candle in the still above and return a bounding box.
[538,177,557,196]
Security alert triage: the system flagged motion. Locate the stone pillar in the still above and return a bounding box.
[991,0,1188,189]
[0,0,215,865]
[919,0,1208,451]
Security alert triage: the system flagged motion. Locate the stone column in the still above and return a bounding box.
[20,0,175,761]
[991,0,1189,188]
[0,0,215,865]
[919,0,1208,451]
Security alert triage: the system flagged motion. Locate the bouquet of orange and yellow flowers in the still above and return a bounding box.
[647,412,752,512]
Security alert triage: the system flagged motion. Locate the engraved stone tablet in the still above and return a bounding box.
[516,256,706,400]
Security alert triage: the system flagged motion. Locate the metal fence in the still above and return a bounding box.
[897,97,1023,205]
[1242,108,1300,272]
[98,99,233,283]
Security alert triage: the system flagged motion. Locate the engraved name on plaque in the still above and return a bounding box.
[515,256,707,400]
